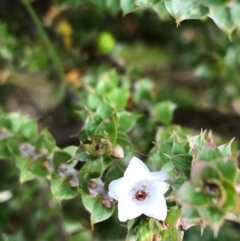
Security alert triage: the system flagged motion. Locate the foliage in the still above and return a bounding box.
[1,0,240,241]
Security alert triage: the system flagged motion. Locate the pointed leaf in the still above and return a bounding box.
[209,6,235,36]
[121,0,137,14]
[53,151,72,172]
[153,101,176,125]
[51,174,78,200]
[95,115,118,144]
[91,195,115,228]
[29,156,49,176]
[78,158,104,193]
[118,111,141,133]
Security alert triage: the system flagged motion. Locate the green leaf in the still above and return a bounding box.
[53,151,72,172]
[51,174,79,200]
[106,0,121,14]
[19,118,38,141]
[95,115,118,144]
[118,111,141,132]
[28,156,49,176]
[106,88,129,111]
[105,163,124,187]
[168,227,183,241]
[135,0,160,7]
[85,111,103,137]
[153,1,170,20]
[90,195,115,228]
[222,181,237,209]
[165,206,181,227]
[148,217,162,234]
[231,2,240,29]
[5,113,23,133]
[133,78,155,104]
[75,146,97,162]
[197,0,230,6]
[78,158,104,193]
[96,102,114,119]
[121,0,137,14]
[165,0,208,24]
[198,206,226,230]
[178,181,211,206]
[81,191,96,213]
[218,139,233,156]
[171,154,192,172]
[214,157,237,182]
[87,93,103,110]
[0,139,12,159]
[96,70,119,94]
[197,148,222,162]
[35,130,56,152]
[116,132,138,157]
[153,101,176,125]
[209,6,235,36]
[171,138,189,155]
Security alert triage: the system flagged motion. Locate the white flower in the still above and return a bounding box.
[108,156,169,222]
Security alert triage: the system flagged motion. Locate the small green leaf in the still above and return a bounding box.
[214,157,237,182]
[19,119,38,141]
[106,88,129,111]
[178,181,211,206]
[51,174,78,200]
[197,0,230,6]
[53,151,72,172]
[0,139,12,159]
[96,70,119,94]
[81,191,96,213]
[106,0,121,14]
[231,2,240,29]
[153,1,170,20]
[209,6,235,36]
[148,217,162,234]
[135,0,160,7]
[29,156,49,176]
[222,181,237,209]
[165,206,181,227]
[78,158,104,193]
[168,227,183,241]
[197,148,222,162]
[95,115,118,144]
[35,130,56,152]
[121,0,137,14]
[153,101,177,125]
[165,0,208,24]
[85,112,103,137]
[75,146,97,162]
[87,93,103,110]
[105,163,124,187]
[171,154,192,172]
[96,102,114,119]
[90,195,115,228]
[198,206,226,231]
[172,139,189,155]
[118,111,141,132]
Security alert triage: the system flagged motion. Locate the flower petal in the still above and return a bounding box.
[108,177,124,201]
[151,171,169,181]
[151,180,169,195]
[143,195,168,221]
[124,156,152,184]
[118,195,145,222]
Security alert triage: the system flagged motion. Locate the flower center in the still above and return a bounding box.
[135,189,148,201]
